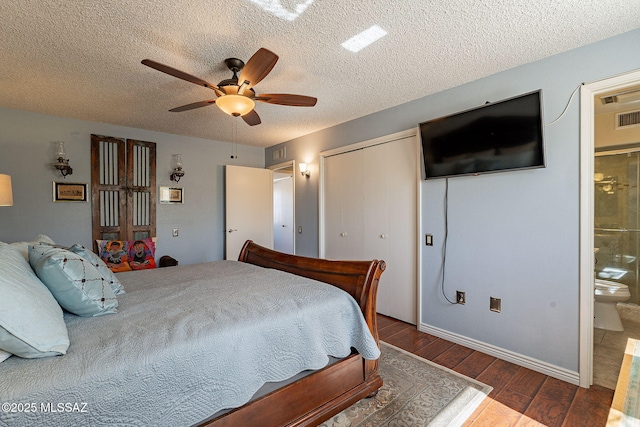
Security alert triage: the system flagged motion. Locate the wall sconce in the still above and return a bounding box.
[299,163,310,178]
[53,141,73,178]
[170,154,185,182]
[0,174,13,206]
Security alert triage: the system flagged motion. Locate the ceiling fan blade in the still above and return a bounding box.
[241,109,261,126]
[141,59,224,96]
[168,100,216,112]
[255,94,317,107]
[239,48,278,89]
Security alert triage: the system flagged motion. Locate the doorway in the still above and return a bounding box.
[579,69,640,388]
[270,161,295,255]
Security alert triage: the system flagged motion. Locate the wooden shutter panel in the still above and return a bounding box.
[127,139,156,241]
[91,135,156,248]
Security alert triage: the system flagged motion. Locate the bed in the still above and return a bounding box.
[0,240,385,427]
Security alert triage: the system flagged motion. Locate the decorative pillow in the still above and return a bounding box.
[96,240,132,272]
[0,349,11,363]
[10,234,56,261]
[29,244,118,317]
[97,238,157,271]
[127,238,157,270]
[0,242,70,358]
[68,244,125,295]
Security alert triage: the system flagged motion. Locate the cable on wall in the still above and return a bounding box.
[441,178,456,304]
[546,83,584,126]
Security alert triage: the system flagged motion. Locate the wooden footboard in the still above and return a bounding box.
[200,240,385,427]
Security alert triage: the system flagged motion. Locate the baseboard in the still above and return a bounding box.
[418,322,580,386]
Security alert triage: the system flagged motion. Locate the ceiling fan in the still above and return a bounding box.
[141,48,317,126]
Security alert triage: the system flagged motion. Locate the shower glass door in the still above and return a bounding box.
[594,150,640,304]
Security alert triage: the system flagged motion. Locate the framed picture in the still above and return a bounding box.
[159,186,184,204]
[53,182,87,202]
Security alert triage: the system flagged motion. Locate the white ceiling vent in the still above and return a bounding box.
[616,110,640,129]
[601,89,640,105]
[272,147,287,161]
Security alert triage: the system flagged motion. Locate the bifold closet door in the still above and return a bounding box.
[323,149,364,260]
[363,138,417,324]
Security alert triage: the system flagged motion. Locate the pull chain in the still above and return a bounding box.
[230,119,238,159]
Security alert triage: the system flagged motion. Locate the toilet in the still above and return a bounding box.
[594,279,631,331]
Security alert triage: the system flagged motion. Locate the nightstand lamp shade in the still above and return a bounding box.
[0,174,13,206]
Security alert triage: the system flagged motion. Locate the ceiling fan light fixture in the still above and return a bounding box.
[216,94,255,117]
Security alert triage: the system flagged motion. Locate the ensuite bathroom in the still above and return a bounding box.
[593,84,640,389]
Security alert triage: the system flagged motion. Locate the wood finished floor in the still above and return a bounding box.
[377,314,615,426]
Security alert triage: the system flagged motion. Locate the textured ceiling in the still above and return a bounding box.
[1,1,639,148]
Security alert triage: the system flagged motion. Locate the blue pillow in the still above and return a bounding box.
[68,244,125,295]
[29,244,118,317]
[0,242,69,358]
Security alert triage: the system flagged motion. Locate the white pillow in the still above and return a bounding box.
[10,234,56,260]
[0,242,70,358]
[29,244,118,317]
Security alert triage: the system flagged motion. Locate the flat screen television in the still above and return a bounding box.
[419,90,545,179]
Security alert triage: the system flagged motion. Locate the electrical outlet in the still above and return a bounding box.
[172,228,179,237]
[490,297,501,313]
[456,291,465,305]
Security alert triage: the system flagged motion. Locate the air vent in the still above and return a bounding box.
[600,89,640,106]
[616,110,640,129]
[272,147,286,161]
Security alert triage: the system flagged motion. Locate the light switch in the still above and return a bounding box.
[425,234,433,246]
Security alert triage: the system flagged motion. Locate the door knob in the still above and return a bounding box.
[380,233,387,239]
[228,229,237,233]
[340,232,348,237]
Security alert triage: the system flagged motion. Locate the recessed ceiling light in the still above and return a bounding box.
[341,25,387,53]
[249,0,314,21]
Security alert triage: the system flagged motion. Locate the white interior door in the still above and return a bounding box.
[225,165,273,260]
[321,132,418,325]
[273,175,294,254]
[364,138,417,324]
[323,150,364,260]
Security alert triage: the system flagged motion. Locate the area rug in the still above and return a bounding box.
[608,338,640,426]
[319,342,492,427]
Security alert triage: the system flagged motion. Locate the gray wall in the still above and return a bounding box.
[0,108,264,264]
[265,29,640,372]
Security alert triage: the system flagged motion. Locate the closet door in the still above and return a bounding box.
[363,138,417,324]
[324,149,364,260]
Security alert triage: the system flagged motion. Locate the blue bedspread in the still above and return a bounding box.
[0,261,380,426]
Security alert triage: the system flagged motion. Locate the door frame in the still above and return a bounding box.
[579,68,640,388]
[269,160,296,255]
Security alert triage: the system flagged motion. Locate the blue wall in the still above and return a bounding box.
[0,108,264,264]
[265,29,640,372]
